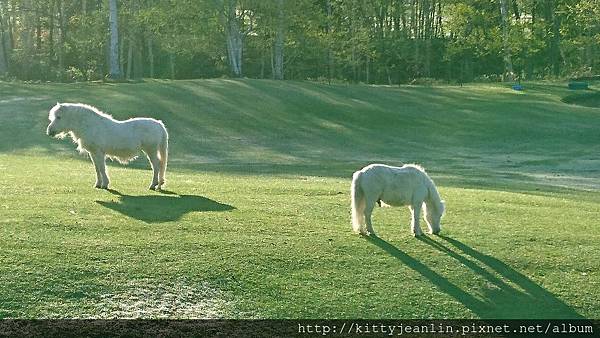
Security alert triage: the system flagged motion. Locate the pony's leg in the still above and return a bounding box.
[89,157,103,188]
[144,149,160,190]
[90,151,109,189]
[89,153,102,188]
[409,204,423,237]
[364,199,377,236]
[158,137,168,188]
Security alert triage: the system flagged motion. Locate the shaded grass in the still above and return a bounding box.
[0,79,599,319]
[562,90,600,108]
[96,190,235,223]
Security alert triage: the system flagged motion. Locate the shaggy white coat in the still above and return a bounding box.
[351,163,445,236]
[46,103,168,190]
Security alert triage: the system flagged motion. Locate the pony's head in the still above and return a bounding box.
[46,103,73,138]
[424,199,445,233]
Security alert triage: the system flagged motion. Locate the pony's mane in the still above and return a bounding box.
[407,163,445,215]
[50,103,115,121]
[404,163,426,172]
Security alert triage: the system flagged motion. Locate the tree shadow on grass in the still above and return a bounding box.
[366,235,583,319]
[96,189,235,223]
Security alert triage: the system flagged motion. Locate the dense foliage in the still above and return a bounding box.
[0,0,598,83]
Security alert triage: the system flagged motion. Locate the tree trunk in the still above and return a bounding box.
[57,0,65,80]
[260,49,265,78]
[130,0,142,80]
[366,55,370,84]
[350,2,357,82]
[49,0,54,63]
[585,34,593,72]
[119,34,125,75]
[411,0,420,78]
[7,0,14,50]
[108,0,122,79]
[147,33,154,78]
[35,5,42,51]
[446,58,451,83]
[0,32,6,75]
[435,1,443,37]
[134,39,143,79]
[272,0,285,80]
[526,0,536,79]
[126,37,133,79]
[225,24,242,77]
[500,0,514,82]
[511,0,520,19]
[352,46,357,82]
[423,0,431,77]
[221,0,242,77]
[543,0,561,76]
[386,66,392,85]
[413,40,420,79]
[20,0,34,79]
[169,53,175,79]
[326,0,333,83]
[270,45,274,77]
[0,2,9,75]
[551,5,561,77]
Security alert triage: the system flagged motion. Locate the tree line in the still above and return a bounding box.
[0,0,598,84]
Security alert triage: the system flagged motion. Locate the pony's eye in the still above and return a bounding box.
[56,116,61,120]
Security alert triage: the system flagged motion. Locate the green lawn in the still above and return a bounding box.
[0,79,598,319]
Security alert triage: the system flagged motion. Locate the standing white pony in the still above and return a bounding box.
[46,103,168,190]
[351,163,445,236]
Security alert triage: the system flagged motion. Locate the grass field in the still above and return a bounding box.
[0,79,599,319]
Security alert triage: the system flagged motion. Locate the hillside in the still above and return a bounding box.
[2,79,599,190]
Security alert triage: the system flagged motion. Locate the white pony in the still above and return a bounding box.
[351,163,445,236]
[46,103,168,190]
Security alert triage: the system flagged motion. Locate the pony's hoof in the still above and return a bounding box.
[413,232,423,237]
[366,230,377,237]
[431,230,441,235]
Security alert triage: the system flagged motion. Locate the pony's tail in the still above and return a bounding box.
[158,125,169,185]
[351,170,366,233]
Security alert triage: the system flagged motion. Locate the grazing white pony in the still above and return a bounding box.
[46,103,168,190]
[351,163,445,236]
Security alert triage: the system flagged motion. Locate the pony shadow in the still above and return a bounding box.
[96,189,235,223]
[366,235,583,319]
